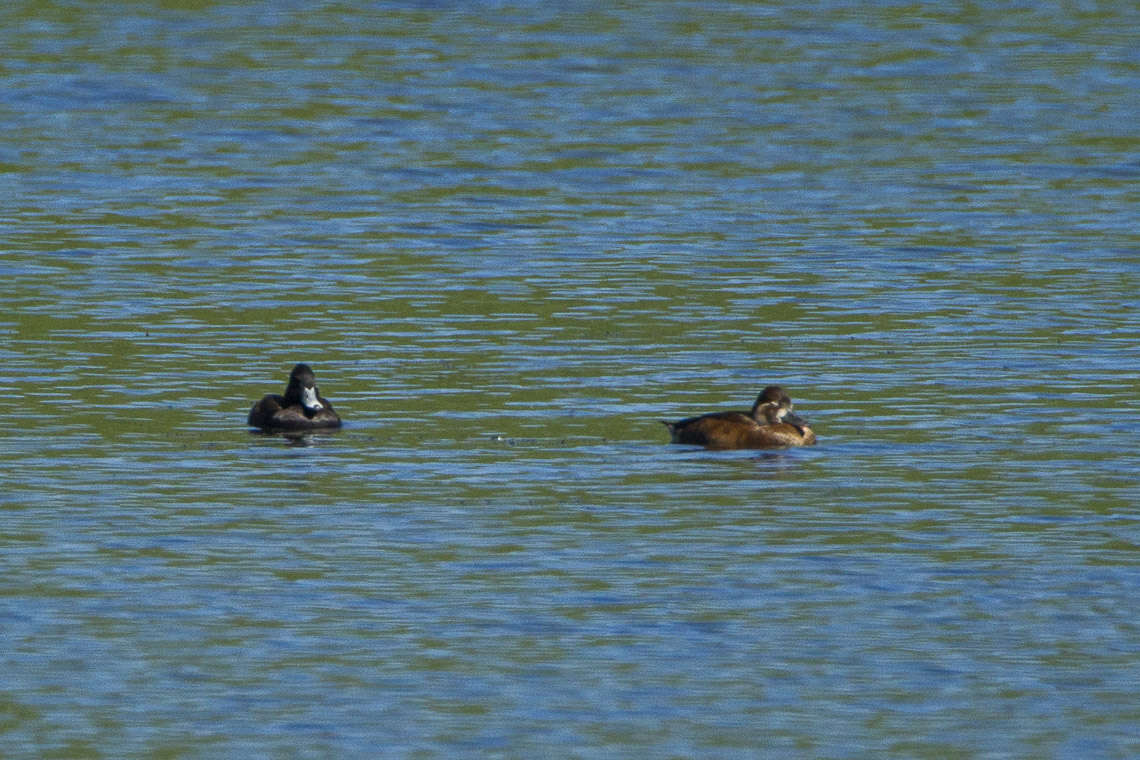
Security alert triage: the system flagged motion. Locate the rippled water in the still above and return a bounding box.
[4,2,1140,757]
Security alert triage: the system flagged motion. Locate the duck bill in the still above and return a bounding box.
[301,386,323,412]
[782,410,809,430]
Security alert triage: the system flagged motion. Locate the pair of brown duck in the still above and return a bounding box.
[249,364,817,450]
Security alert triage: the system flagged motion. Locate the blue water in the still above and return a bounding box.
[3,2,1140,758]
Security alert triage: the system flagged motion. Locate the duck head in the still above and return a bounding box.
[285,363,324,414]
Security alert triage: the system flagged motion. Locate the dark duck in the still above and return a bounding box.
[248,363,342,431]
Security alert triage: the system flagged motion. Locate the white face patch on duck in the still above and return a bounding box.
[755,403,784,424]
[301,386,323,411]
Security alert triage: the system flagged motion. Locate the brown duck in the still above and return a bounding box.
[662,385,816,449]
[248,363,342,431]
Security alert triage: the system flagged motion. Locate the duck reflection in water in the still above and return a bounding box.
[248,363,342,432]
[662,385,816,450]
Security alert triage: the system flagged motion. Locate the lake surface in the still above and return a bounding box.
[3,1,1140,757]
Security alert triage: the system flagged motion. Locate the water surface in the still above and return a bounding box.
[3,2,1140,757]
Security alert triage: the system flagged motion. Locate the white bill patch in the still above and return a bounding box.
[301,386,323,411]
